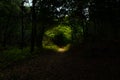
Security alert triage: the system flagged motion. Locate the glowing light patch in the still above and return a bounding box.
[58,48,66,52]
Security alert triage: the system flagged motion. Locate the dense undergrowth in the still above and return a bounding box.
[0,47,31,69]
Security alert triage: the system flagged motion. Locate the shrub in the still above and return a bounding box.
[52,32,70,47]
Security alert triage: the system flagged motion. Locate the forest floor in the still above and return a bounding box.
[0,41,120,80]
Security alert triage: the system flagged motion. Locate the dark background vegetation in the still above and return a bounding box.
[0,0,120,79]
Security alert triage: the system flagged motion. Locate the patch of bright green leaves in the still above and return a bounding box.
[45,25,72,39]
[43,25,72,50]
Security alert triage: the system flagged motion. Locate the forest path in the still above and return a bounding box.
[0,47,120,80]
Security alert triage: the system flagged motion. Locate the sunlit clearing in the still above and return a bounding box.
[57,44,70,53]
[43,24,72,53]
[58,47,66,53]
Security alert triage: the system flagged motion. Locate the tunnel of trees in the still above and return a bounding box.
[0,0,87,52]
[0,0,120,69]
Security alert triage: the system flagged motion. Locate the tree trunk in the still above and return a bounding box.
[2,16,10,48]
[31,0,37,53]
[36,25,45,49]
[21,1,24,50]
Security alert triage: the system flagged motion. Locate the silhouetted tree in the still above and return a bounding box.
[0,0,21,47]
[89,0,120,41]
[31,0,37,52]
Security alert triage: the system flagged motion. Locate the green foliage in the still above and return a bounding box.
[45,25,72,39]
[43,24,72,50]
[0,47,31,68]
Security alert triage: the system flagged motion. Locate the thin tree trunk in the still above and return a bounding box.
[31,0,37,53]
[82,19,87,41]
[36,26,45,49]
[3,16,10,48]
[21,1,24,50]
[3,31,7,48]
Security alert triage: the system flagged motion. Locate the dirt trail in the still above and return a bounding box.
[0,47,120,80]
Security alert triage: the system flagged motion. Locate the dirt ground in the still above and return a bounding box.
[0,43,120,80]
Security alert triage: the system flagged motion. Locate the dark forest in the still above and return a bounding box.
[0,0,120,79]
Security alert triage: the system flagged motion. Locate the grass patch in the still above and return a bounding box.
[43,43,71,53]
[0,47,31,69]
